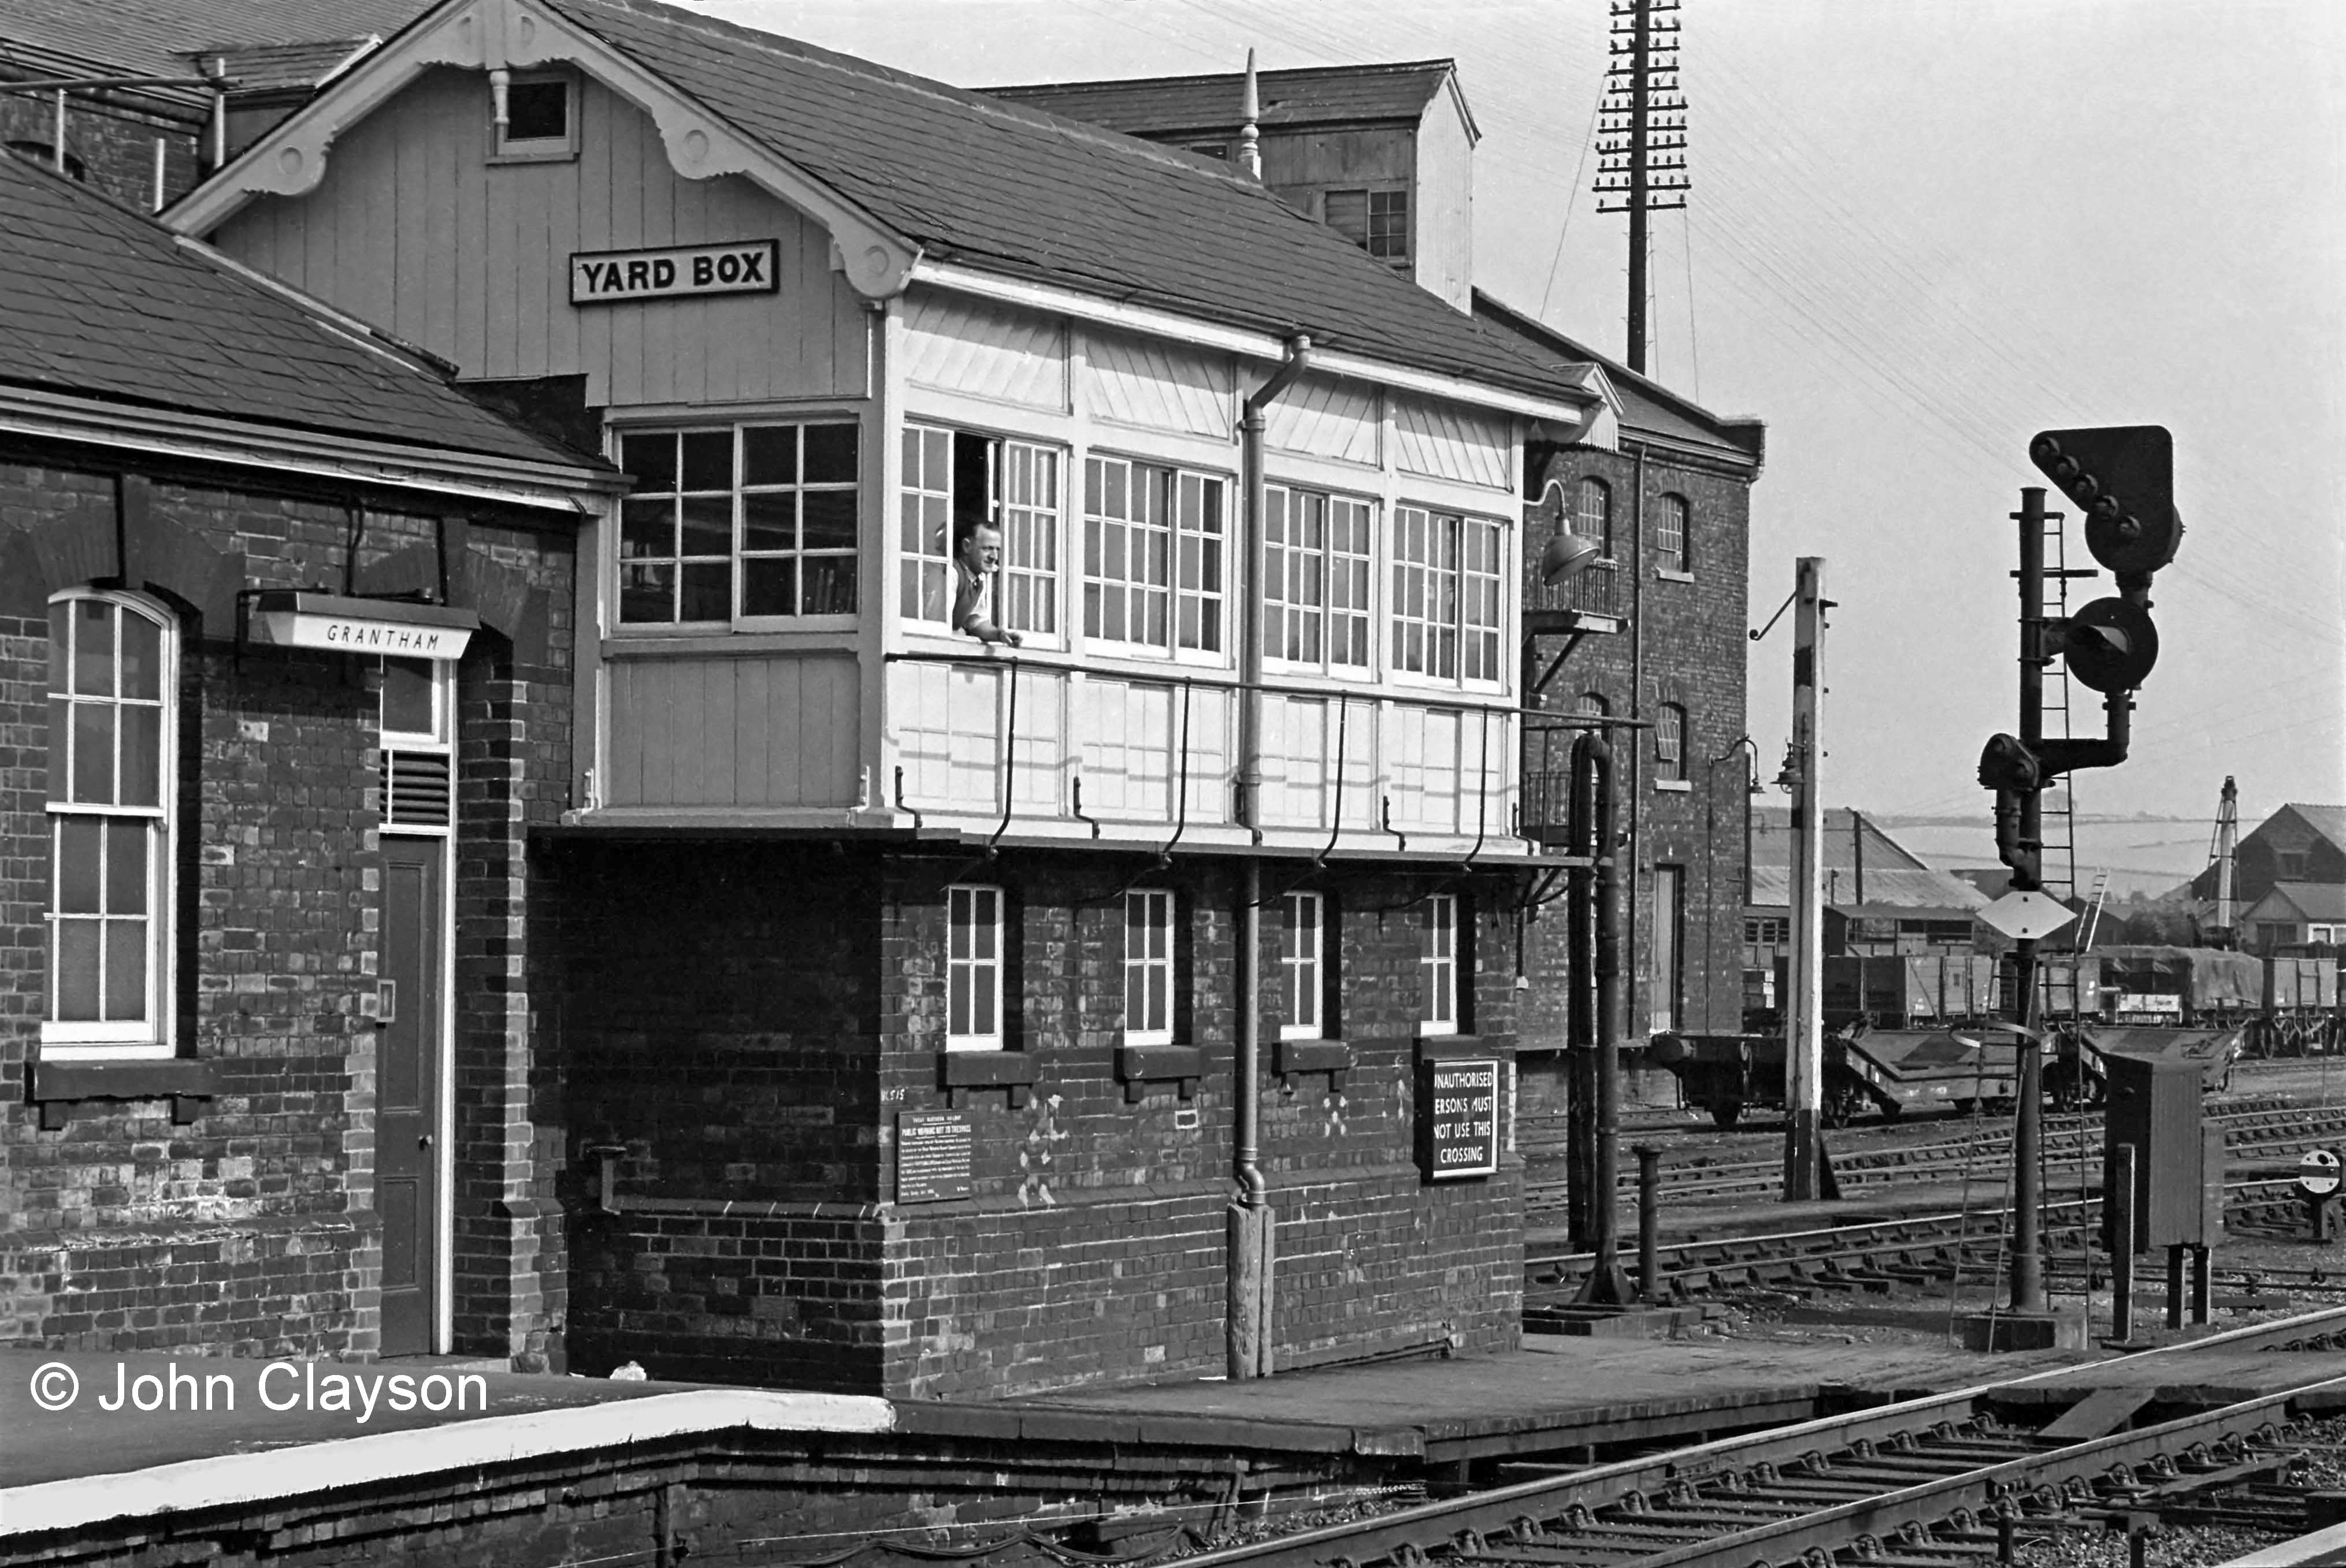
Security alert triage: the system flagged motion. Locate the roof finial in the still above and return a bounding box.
[1239,49,1261,180]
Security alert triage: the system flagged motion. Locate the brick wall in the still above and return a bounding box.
[0,456,576,1364]
[0,92,206,213]
[1520,444,1754,1051]
[554,844,1523,1398]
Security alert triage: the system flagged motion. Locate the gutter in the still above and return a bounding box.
[0,388,624,512]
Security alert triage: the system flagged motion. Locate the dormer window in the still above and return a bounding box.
[493,73,579,162]
[1324,187,1408,266]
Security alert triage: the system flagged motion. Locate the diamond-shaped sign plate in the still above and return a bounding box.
[1978,889,2077,941]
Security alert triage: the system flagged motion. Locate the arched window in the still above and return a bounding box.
[1655,493,1690,574]
[45,591,176,1053]
[1655,703,1687,781]
[1575,477,1613,559]
[1576,691,1609,719]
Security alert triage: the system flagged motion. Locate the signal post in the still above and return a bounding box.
[1970,425,2181,1351]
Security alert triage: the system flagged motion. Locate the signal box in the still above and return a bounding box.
[2102,1052,2223,1250]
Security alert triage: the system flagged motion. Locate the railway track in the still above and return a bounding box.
[1169,1309,2346,1568]
[1523,1099,2346,1212]
[1525,1176,2315,1303]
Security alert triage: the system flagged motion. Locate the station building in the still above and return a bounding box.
[152,0,1635,1396]
[0,150,621,1362]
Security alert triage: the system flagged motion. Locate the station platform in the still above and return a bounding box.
[8,1309,2339,1553]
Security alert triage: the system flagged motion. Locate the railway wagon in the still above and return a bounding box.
[2085,945,2264,1025]
[1650,1025,2020,1128]
[1653,1020,2237,1127]
[2252,954,2338,1057]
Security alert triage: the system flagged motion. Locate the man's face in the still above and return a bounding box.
[963,526,1004,573]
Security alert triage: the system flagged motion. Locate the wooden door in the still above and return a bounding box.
[378,837,444,1355]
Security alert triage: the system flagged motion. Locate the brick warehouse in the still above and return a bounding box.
[1472,300,1766,1132]
[0,151,623,1361]
[159,0,1634,1396]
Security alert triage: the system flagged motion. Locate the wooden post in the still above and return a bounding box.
[1783,558,1827,1200]
[2111,1143,2136,1342]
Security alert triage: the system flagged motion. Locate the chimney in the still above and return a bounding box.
[1238,49,1261,180]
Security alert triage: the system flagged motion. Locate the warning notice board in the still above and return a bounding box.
[896,1110,974,1204]
[1416,1057,1499,1181]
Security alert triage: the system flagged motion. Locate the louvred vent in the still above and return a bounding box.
[381,749,452,828]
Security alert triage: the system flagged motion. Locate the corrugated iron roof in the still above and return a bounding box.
[0,150,604,468]
[1751,805,1928,872]
[533,0,1584,402]
[983,61,1467,140]
[1748,865,1988,916]
[1472,291,1763,465]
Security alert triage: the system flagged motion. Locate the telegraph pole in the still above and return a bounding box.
[1594,0,1688,375]
[1783,558,1826,1201]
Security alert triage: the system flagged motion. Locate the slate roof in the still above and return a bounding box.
[2252,882,2346,922]
[207,37,381,95]
[1472,291,1764,466]
[528,0,1586,403]
[2281,805,2346,852]
[0,0,418,79]
[983,61,1469,141]
[0,151,608,469]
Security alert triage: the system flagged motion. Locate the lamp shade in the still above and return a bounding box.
[1539,530,1602,584]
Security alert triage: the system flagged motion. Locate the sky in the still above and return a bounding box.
[693,0,2345,860]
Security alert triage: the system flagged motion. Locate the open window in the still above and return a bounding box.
[900,426,1062,645]
[493,72,580,162]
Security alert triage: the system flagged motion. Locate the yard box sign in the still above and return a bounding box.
[569,239,781,305]
[1416,1057,1500,1181]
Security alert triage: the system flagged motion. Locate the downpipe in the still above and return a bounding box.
[1230,336,1309,1380]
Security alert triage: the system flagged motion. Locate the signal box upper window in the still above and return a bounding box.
[494,75,579,161]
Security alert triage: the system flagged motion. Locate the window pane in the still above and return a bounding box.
[120,704,161,807]
[801,556,856,616]
[120,613,161,700]
[381,657,434,736]
[619,497,673,559]
[949,965,972,1035]
[800,490,857,552]
[54,920,100,1021]
[618,562,674,623]
[72,700,114,804]
[680,562,731,622]
[57,817,101,913]
[73,599,113,695]
[103,917,147,1021]
[803,423,860,484]
[743,557,795,618]
[47,696,70,802]
[105,819,148,913]
[679,494,732,557]
[621,431,675,493]
[505,79,568,140]
[742,425,798,486]
[742,491,796,554]
[680,430,733,491]
[49,601,68,693]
